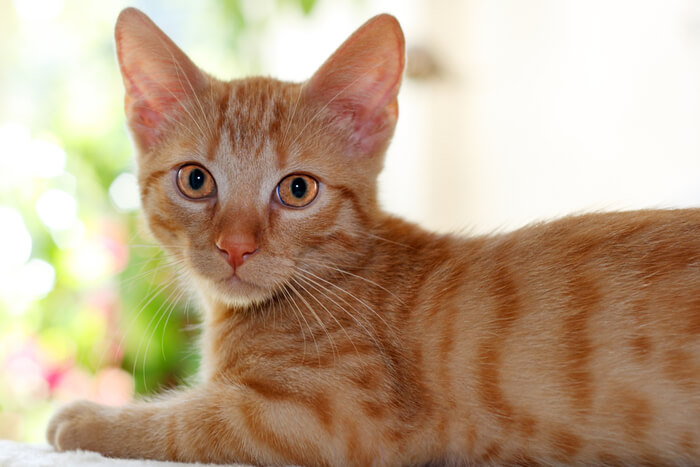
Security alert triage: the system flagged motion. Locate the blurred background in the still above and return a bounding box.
[1,0,699,443]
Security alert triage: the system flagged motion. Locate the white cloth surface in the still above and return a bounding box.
[0,440,251,467]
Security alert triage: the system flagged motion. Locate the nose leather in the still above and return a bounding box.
[216,233,258,270]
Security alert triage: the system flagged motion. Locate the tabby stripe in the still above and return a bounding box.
[563,270,597,414]
[141,169,169,197]
[477,239,521,425]
[550,428,583,460]
[203,85,229,160]
[619,390,652,440]
[628,299,653,362]
[239,397,326,466]
[241,377,334,433]
[664,348,700,392]
[334,184,371,228]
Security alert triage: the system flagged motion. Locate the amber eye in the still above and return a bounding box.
[176,164,216,199]
[277,174,319,208]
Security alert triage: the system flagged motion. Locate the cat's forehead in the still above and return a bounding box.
[210,78,298,161]
[204,77,340,176]
[178,78,313,199]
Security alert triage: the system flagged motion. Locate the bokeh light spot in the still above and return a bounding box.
[28,139,66,178]
[35,189,77,231]
[0,206,32,270]
[19,259,56,299]
[109,172,141,211]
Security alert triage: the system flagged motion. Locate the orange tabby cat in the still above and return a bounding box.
[47,7,700,466]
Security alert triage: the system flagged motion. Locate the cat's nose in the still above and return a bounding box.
[216,234,258,270]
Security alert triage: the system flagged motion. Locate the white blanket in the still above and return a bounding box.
[0,440,251,467]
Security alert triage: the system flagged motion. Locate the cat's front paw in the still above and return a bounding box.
[47,400,113,453]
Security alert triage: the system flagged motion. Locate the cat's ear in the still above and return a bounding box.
[114,8,206,151]
[306,14,405,157]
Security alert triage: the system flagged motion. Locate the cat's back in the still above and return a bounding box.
[388,209,700,465]
[446,208,700,321]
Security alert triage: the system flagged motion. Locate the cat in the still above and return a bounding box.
[47,7,700,466]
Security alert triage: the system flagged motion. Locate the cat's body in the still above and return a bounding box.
[48,8,700,466]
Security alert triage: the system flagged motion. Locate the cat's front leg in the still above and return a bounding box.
[47,387,258,463]
[46,384,343,464]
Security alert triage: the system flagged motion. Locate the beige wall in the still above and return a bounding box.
[266,0,700,234]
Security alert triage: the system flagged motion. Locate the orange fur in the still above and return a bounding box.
[47,8,700,466]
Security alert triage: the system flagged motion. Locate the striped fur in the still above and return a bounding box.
[48,8,700,466]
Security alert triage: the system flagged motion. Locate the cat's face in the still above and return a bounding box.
[115,9,404,306]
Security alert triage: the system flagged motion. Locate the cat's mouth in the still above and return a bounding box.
[187,249,287,307]
[213,272,273,306]
[219,272,258,290]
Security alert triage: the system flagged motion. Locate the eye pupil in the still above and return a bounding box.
[277,173,318,207]
[189,168,205,190]
[290,177,307,199]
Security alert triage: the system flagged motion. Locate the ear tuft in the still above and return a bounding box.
[115,8,206,151]
[306,14,405,156]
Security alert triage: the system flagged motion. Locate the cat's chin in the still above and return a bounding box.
[194,274,274,309]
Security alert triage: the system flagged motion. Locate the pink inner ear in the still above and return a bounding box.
[352,98,399,154]
[125,94,166,148]
[115,8,206,150]
[306,14,405,156]
[135,105,160,128]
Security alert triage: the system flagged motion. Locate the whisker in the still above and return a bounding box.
[151,284,184,362]
[293,267,381,352]
[125,272,181,369]
[157,35,211,141]
[121,258,186,289]
[285,281,322,366]
[278,285,307,361]
[127,244,188,249]
[353,230,416,250]
[281,82,304,146]
[294,273,358,357]
[119,249,169,285]
[175,63,215,141]
[295,264,401,346]
[160,286,188,359]
[97,270,181,370]
[303,258,404,304]
[291,277,340,362]
[136,275,184,391]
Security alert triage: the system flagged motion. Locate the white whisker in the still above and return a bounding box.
[160,287,188,359]
[97,269,182,371]
[293,267,381,351]
[136,275,184,391]
[157,35,212,141]
[278,285,308,362]
[121,258,186,289]
[355,230,415,250]
[285,281,322,365]
[294,273,359,357]
[281,82,304,145]
[303,258,404,304]
[295,264,400,346]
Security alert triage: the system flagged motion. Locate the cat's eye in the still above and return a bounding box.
[176,164,216,199]
[276,174,319,208]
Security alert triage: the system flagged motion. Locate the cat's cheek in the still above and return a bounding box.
[145,193,215,244]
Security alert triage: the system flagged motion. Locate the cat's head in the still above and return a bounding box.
[114,8,405,307]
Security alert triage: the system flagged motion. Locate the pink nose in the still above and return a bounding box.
[216,234,258,270]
